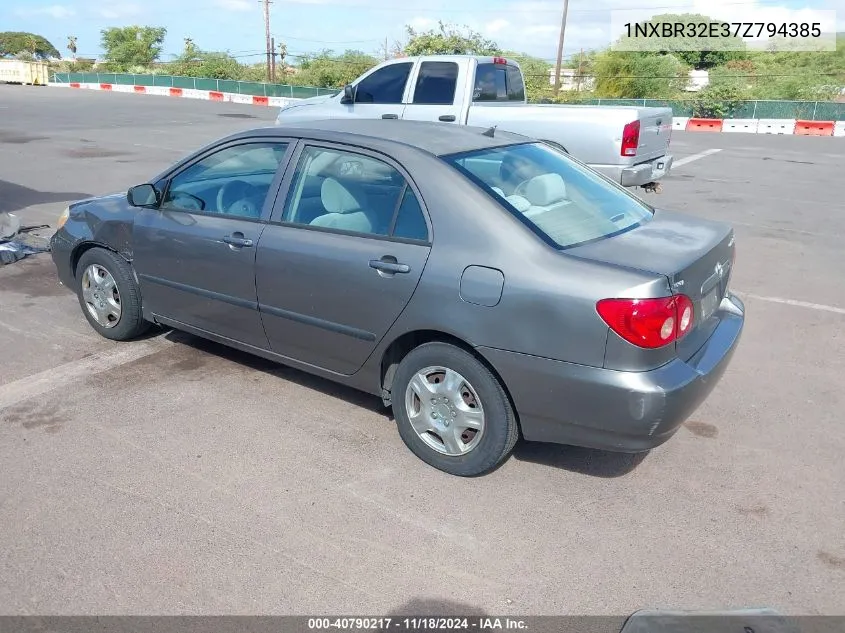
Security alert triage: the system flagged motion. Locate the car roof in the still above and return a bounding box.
[238,119,531,157]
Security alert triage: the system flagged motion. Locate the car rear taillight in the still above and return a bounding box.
[493,57,507,65]
[621,120,640,157]
[596,295,694,349]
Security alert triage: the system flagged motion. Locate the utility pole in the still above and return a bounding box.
[384,36,389,61]
[271,36,276,82]
[263,0,272,82]
[552,0,570,92]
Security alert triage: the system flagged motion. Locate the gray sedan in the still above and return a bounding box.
[50,119,744,476]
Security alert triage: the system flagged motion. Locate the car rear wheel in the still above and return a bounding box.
[75,247,150,341]
[392,342,518,476]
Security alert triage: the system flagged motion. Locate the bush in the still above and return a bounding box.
[690,84,747,118]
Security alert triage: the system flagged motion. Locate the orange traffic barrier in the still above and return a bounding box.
[685,118,723,132]
[133,85,146,93]
[99,83,113,91]
[69,82,80,88]
[169,87,183,97]
[209,91,224,102]
[253,96,269,106]
[794,120,834,136]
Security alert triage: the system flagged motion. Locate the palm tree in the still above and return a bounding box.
[67,36,77,60]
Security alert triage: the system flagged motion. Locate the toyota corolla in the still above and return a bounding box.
[50,119,744,476]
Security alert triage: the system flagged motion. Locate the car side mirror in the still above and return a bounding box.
[341,84,356,104]
[127,184,160,208]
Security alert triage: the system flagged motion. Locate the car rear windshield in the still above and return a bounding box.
[444,142,653,249]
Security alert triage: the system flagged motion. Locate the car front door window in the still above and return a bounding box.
[354,63,413,104]
[161,142,289,219]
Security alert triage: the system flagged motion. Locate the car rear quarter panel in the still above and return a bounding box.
[380,152,667,369]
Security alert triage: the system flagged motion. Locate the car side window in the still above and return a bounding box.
[391,187,428,241]
[161,142,289,219]
[412,61,458,105]
[283,146,426,240]
[354,62,413,104]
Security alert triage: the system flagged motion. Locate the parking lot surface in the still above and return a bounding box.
[1,85,843,615]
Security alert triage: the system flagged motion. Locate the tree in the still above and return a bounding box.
[592,51,686,98]
[614,13,747,69]
[403,21,500,56]
[67,35,77,60]
[500,51,553,101]
[0,32,60,59]
[294,50,379,88]
[100,26,166,69]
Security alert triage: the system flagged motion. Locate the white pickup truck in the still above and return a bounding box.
[275,55,674,190]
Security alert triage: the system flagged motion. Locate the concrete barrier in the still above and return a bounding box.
[756,119,795,134]
[834,121,845,137]
[686,118,723,132]
[672,117,689,131]
[723,118,759,133]
[794,120,834,136]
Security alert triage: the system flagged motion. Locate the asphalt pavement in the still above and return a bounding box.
[0,84,843,616]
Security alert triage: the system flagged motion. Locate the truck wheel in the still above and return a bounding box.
[391,342,519,477]
[75,247,150,341]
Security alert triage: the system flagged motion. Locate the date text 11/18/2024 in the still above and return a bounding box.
[308,617,529,630]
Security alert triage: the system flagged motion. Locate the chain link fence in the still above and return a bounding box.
[51,73,845,120]
[559,98,845,120]
[51,72,337,99]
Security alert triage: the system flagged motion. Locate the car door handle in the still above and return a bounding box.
[369,259,410,274]
[223,233,253,248]
[382,113,399,119]
[439,115,456,122]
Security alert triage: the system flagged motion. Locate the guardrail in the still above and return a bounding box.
[50,72,337,99]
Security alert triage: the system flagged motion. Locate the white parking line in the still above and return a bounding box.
[673,148,723,168]
[737,292,845,315]
[0,337,172,410]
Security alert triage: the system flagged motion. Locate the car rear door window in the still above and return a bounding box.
[391,186,428,241]
[355,62,413,104]
[283,145,427,241]
[412,61,459,105]
[161,142,289,219]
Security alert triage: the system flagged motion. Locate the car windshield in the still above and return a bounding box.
[444,142,654,249]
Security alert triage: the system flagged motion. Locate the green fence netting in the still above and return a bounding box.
[50,73,844,120]
[51,72,337,99]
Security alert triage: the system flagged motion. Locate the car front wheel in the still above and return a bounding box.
[75,247,149,341]
[392,342,519,476]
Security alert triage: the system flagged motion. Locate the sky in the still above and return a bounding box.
[8,0,845,64]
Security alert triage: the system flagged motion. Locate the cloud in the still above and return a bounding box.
[14,4,76,19]
[407,17,437,30]
[95,3,143,19]
[213,0,252,10]
[484,19,510,35]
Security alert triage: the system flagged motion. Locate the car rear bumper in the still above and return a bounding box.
[592,153,674,187]
[477,292,744,452]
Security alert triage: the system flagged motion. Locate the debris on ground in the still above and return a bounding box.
[0,212,51,266]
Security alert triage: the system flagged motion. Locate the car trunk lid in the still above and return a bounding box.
[567,209,735,362]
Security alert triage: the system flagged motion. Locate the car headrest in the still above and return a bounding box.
[321,178,362,214]
[523,173,567,207]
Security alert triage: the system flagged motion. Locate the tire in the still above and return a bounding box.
[391,342,519,477]
[75,247,150,341]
